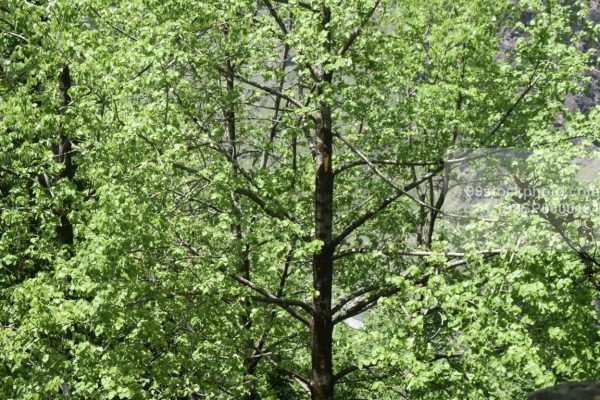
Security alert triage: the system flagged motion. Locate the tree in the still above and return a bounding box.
[1,0,599,399]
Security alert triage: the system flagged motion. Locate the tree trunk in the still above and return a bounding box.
[311,6,335,398]
[224,54,261,400]
[54,64,74,246]
[311,101,334,399]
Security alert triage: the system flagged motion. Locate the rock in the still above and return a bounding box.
[528,381,600,400]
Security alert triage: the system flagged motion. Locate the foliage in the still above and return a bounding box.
[1,0,599,399]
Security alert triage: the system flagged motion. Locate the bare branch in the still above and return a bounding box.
[131,62,154,80]
[172,112,300,224]
[332,248,506,324]
[211,141,256,183]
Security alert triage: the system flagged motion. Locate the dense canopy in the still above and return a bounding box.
[1,0,599,399]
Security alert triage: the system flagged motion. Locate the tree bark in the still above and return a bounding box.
[311,5,335,392]
[311,104,334,399]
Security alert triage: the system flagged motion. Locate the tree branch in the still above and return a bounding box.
[332,284,382,314]
[336,132,446,213]
[250,294,313,315]
[334,363,377,382]
[235,187,294,221]
[182,241,311,326]
[332,247,372,260]
[338,0,381,56]
[224,69,305,109]
[489,62,541,137]
[333,287,401,324]
[253,348,313,394]
[229,273,312,326]
[333,247,505,265]
[210,142,256,183]
[0,165,38,185]
[1,30,28,43]
[332,248,506,324]
[331,167,442,248]
[172,162,211,181]
[263,0,288,35]
[261,42,290,168]
[334,159,441,176]
[270,0,317,12]
[395,250,504,258]
[89,6,138,41]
